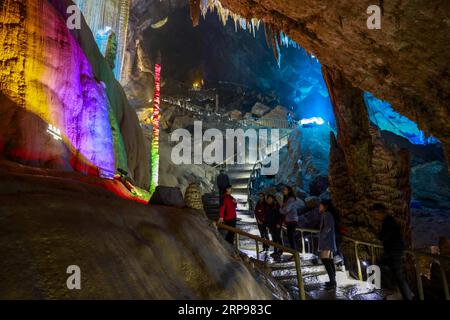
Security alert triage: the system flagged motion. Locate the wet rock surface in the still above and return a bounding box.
[0,161,277,299]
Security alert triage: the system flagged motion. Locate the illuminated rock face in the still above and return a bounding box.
[74,0,130,80]
[0,0,150,187]
[0,0,114,175]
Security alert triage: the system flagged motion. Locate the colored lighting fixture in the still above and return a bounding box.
[149,63,162,195]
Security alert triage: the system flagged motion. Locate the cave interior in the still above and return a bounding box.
[0,0,449,301]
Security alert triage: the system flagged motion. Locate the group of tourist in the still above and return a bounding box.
[215,171,413,297]
[254,186,338,289]
[216,168,339,290]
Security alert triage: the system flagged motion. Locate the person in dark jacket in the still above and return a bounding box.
[218,185,237,245]
[373,206,414,300]
[216,169,230,196]
[265,194,283,258]
[255,193,269,251]
[318,199,337,290]
[280,186,299,252]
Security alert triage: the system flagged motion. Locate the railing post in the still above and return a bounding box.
[255,240,260,260]
[371,246,376,265]
[301,231,306,255]
[355,242,363,281]
[412,254,424,300]
[439,263,450,300]
[294,252,306,300]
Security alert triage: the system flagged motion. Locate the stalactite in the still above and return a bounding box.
[190,0,201,27]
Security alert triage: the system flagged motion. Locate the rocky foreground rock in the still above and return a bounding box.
[0,161,285,299]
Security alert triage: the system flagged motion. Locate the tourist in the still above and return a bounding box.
[218,185,237,245]
[373,204,414,300]
[266,194,283,259]
[255,192,269,251]
[216,169,230,205]
[280,186,299,251]
[318,199,337,290]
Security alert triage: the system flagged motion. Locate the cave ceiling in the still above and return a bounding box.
[130,0,450,161]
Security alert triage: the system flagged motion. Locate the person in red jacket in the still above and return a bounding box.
[218,185,237,245]
[255,192,269,251]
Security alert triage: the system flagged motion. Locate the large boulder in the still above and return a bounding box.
[251,102,271,117]
[224,109,243,121]
[411,161,450,209]
[0,162,282,299]
[171,115,194,130]
[149,186,186,208]
[262,105,289,120]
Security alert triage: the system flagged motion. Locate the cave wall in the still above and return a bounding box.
[324,67,412,247]
[219,0,450,165]
[0,0,150,188]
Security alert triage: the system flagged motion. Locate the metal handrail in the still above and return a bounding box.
[296,228,320,255]
[217,223,306,300]
[340,234,450,300]
[278,228,450,300]
[246,132,291,211]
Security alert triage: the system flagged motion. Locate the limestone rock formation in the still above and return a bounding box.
[262,105,289,120]
[184,183,205,211]
[224,109,243,120]
[275,125,331,192]
[411,161,450,209]
[251,102,271,117]
[220,0,450,164]
[0,0,150,188]
[157,131,218,195]
[324,67,412,247]
[0,161,282,299]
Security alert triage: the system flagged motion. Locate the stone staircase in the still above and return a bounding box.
[203,190,391,300]
[203,163,257,225]
[239,245,391,300]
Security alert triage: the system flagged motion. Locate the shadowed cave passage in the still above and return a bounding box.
[0,0,449,301]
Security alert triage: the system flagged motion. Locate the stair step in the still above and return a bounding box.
[226,164,255,171]
[227,172,252,180]
[231,183,248,189]
[232,191,248,197]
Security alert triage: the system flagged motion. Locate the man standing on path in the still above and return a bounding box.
[216,169,230,205]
